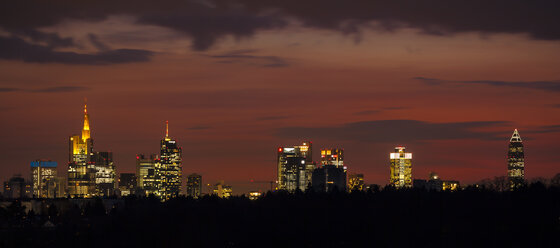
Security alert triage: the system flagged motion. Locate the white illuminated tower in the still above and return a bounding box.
[507,129,525,189]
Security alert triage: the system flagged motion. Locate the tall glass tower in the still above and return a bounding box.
[68,101,96,197]
[507,129,525,189]
[155,121,182,200]
[277,141,313,192]
[389,146,412,188]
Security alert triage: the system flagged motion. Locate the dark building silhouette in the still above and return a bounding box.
[312,164,347,192]
[186,173,202,198]
[413,172,459,191]
[3,175,32,199]
[508,129,525,189]
[118,173,136,196]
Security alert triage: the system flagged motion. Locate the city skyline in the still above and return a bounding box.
[1,1,559,194]
[0,101,546,195]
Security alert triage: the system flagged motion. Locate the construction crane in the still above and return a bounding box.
[249,179,276,192]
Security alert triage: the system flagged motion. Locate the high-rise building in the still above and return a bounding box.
[68,102,96,198]
[508,129,525,189]
[389,146,412,188]
[92,151,116,197]
[321,148,344,168]
[118,173,136,196]
[348,173,364,192]
[30,160,57,198]
[186,173,202,198]
[136,154,157,196]
[155,121,182,200]
[47,177,67,198]
[311,164,347,192]
[277,141,314,192]
[213,181,232,198]
[3,175,32,199]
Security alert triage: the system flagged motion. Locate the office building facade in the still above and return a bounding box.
[155,121,182,200]
[186,173,202,198]
[390,146,412,188]
[30,160,57,198]
[508,129,525,189]
[277,141,314,192]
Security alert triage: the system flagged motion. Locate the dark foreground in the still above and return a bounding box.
[1,186,559,248]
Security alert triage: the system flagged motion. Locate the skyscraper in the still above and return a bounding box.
[118,173,136,196]
[92,151,116,197]
[136,154,157,196]
[30,160,57,198]
[311,165,347,192]
[277,141,313,192]
[68,102,96,198]
[321,148,344,168]
[155,121,182,200]
[186,173,202,198]
[508,129,525,189]
[389,146,412,188]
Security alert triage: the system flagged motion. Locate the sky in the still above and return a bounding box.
[1,0,560,194]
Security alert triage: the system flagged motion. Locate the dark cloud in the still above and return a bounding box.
[242,0,560,40]
[0,36,153,65]
[256,115,290,121]
[414,77,560,92]
[0,86,89,93]
[0,88,20,92]
[208,49,289,67]
[187,125,211,130]
[8,29,75,48]
[2,0,559,54]
[354,110,381,115]
[354,106,408,115]
[527,125,560,134]
[88,34,111,51]
[276,120,510,143]
[551,104,560,108]
[31,86,90,93]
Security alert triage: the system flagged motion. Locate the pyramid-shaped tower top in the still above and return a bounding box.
[510,129,522,143]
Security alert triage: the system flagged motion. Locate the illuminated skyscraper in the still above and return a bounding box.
[508,129,525,189]
[186,173,202,198]
[92,151,116,196]
[348,173,364,192]
[136,154,157,196]
[277,141,313,192]
[68,102,96,198]
[389,146,412,188]
[155,121,182,200]
[30,160,57,198]
[321,148,344,168]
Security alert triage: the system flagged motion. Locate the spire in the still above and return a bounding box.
[82,98,91,141]
[165,120,169,139]
[510,129,522,143]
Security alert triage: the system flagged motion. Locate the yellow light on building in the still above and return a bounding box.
[389,146,412,188]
